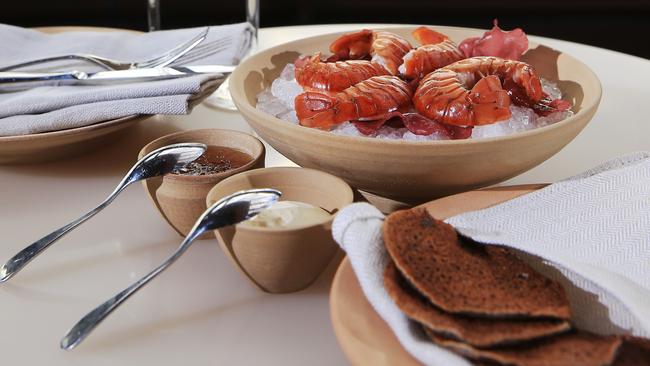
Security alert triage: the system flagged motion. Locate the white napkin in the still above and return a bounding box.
[0,22,253,136]
[332,203,471,366]
[332,152,650,366]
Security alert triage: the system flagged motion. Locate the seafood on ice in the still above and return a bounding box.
[329,29,412,75]
[295,76,412,130]
[294,53,389,93]
[399,27,465,80]
[256,22,574,141]
[414,56,547,126]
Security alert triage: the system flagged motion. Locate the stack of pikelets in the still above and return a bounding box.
[383,208,650,366]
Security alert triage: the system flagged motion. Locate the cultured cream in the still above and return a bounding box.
[238,201,330,229]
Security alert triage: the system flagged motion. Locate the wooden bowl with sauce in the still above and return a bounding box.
[206,167,354,293]
[138,129,265,238]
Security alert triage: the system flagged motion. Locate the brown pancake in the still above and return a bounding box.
[383,208,571,319]
[613,336,650,366]
[424,327,622,366]
[383,260,572,348]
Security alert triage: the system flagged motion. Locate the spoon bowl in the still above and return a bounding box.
[124,142,208,185]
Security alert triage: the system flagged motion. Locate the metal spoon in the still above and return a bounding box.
[60,188,282,350]
[0,142,207,283]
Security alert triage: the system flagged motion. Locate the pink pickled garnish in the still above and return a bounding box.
[352,112,472,139]
[459,19,528,61]
[549,99,571,111]
[401,113,450,136]
[402,113,472,140]
[352,112,404,135]
[446,124,473,139]
[324,54,342,62]
[458,37,480,58]
[533,93,572,116]
[401,113,472,139]
[353,119,388,135]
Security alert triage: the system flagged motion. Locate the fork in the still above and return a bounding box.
[170,37,235,66]
[0,27,213,72]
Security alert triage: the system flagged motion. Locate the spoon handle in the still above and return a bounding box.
[60,232,199,350]
[0,190,120,283]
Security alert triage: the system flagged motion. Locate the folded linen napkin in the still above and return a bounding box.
[0,22,253,136]
[332,152,650,366]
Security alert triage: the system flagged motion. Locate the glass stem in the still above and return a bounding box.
[147,0,161,32]
[246,0,260,49]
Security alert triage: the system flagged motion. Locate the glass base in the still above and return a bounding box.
[203,77,238,111]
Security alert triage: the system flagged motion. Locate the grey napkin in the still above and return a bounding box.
[0,22,252,136]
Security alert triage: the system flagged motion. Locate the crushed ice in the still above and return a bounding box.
[256,64,573,140]
[255,63,302,124]
[541,78,563,101]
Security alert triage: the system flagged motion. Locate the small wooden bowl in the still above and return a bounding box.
[206,167,354,293]
[138,129,265,238]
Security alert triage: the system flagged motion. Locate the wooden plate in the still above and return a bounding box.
[329,184,546,365]
[0,26,146,164]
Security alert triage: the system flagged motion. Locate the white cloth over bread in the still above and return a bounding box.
[447,152,650,338]
[332,152,650,365]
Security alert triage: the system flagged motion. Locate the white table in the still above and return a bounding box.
[0,24,649,365]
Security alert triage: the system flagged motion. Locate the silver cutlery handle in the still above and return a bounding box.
[0,189,120,282]
[0,71,83,82]
[60,229,203,350]
[0,56,112,72]
[0,71,83,91]
[0,67,232,91]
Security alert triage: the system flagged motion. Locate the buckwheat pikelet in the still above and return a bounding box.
[383,261,571,348]
[383,208,571,319]
[613,336,650,366]
[424,327,622,366]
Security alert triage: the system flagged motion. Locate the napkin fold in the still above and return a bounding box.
[332,152,650,366]
[0,22,253,136]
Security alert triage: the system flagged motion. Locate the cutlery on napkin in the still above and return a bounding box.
[0,65,236,91]
[332,152,650,366]
[0,22,252,136]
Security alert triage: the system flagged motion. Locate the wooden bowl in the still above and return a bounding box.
[138,129,265,238]
[229,26,601,203]
[206,167,354,293]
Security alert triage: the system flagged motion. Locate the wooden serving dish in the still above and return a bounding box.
[229,25,601,204]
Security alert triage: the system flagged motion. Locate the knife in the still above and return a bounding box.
[0,65,236,91]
